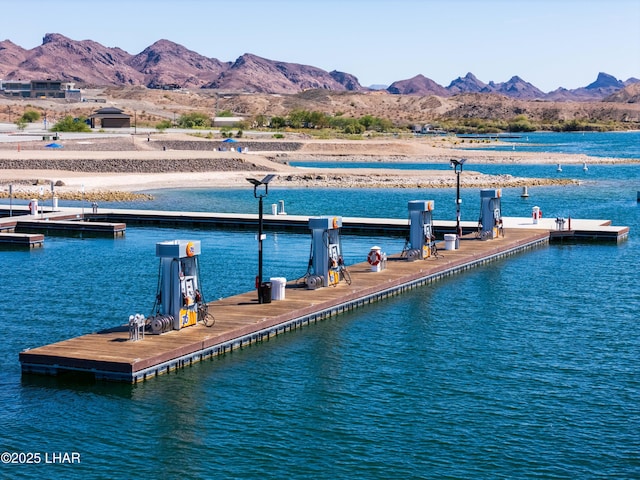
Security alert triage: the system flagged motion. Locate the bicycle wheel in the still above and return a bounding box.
[198,304,215,327]
[341,267,352,285]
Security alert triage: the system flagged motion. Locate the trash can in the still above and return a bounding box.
[259,282,272,304]
[270,277,286,300]
[444,234,456,251]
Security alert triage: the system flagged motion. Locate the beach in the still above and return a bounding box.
[0,132,625,200]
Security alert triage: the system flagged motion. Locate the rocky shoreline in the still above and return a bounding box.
[0,135,593,201]
[277,172,578,189]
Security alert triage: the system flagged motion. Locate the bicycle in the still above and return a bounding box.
[340,265,352,285]
[400,237,411,258]
[197,302,215,327]
[337,255,352,285]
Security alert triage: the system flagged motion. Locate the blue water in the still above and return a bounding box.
[464,131,640,158]
[1,132,639,479]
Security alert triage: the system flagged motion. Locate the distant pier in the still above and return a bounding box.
[0,205,629,244]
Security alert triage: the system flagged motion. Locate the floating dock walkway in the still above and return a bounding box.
[15,202,629,382]
[0,204,629,244]
[21,228,552,382]
[0,207,126,247]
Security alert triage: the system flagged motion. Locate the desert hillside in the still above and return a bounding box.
[1,87,639,129]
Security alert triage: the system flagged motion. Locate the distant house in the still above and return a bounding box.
[412,123,447,135]
[212,116,245,128]
[88,107,131,128]
[0,79,76,99]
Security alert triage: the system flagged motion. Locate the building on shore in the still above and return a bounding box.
[88,107,131,128]
[0,79,78,100]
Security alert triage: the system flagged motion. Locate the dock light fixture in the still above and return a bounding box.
[450,159,466,248]
[246,174,276,304]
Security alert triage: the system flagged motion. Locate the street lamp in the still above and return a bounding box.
[450,158,466,248]
[246,174,276,303]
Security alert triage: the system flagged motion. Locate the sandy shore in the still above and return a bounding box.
[0,133,629,201]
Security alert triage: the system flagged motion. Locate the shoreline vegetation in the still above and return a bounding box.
[0,133,633,202]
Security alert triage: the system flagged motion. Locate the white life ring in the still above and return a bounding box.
[367,250,381,266]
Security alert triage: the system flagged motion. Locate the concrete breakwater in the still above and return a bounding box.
[0,156,265,174]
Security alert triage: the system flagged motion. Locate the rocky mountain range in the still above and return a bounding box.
[0,33,637,102]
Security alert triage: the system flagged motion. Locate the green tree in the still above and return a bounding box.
[308,111,330,129]
[508,115,536,132]
[369,116,394,132]
[21,110,41,123]
[343,120,365,134]
[288,109,309,128]
[253,114,268,128]
[155,120,172,131]
[270,116,287,129]
[359,115,375,130]
[177,112,211,128]
[50,115,91,132]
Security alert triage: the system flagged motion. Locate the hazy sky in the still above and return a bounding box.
[2,0,639,92]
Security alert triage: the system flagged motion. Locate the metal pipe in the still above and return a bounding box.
[450,159,466,249]
[456,168,461,240]
[258,194,264,303]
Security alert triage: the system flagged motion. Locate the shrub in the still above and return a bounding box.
[177,112,211,128]
[155,120,172,131]
[21,110,41,123]
[50,116,91,132]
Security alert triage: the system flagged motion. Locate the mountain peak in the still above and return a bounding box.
[0,33,630,101]
[586,72,623,90]
[42,33,73,45]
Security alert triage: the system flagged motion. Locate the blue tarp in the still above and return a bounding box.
[45,143,63,148]
[222,138,237,143]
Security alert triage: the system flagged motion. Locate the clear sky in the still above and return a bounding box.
[2,0,639,92]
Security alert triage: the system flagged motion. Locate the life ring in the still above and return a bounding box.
[367,250,381,266]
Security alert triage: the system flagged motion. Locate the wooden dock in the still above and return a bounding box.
[20,228,550,382]
[0,206,126,244]
[0,204,629,242]
[15,219,126,238]
[0,232,44,248]
[0,218,45,248]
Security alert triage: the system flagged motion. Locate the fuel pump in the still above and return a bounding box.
[150,240,203,334]
[407,200,435,261]
[306,216,344,289]
[478,189,502,240]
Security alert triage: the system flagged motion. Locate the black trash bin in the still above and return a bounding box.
[259,281,272,304]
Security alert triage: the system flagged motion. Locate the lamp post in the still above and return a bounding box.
[246,174,276,303]
[39,186,44,219]
[450,159,466,249]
